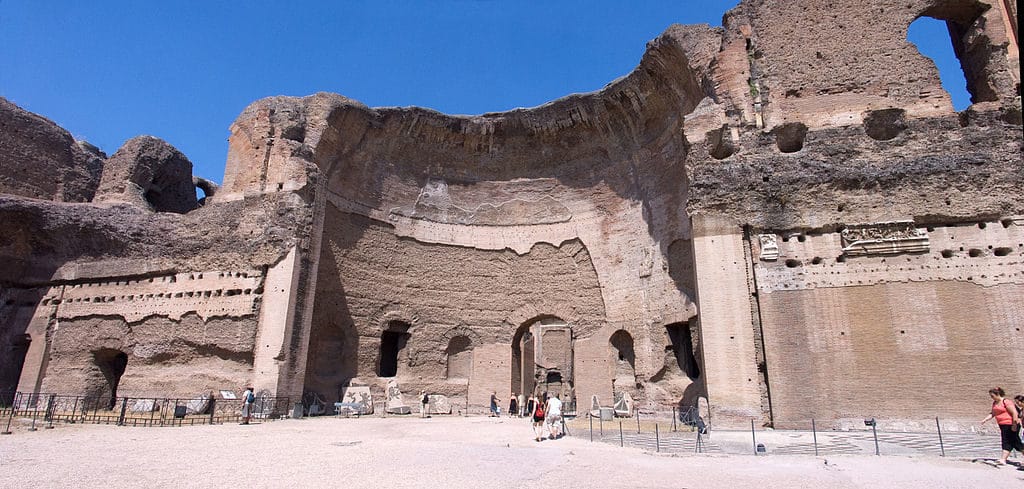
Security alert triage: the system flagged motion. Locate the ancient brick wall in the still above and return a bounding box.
[755,220,1024,428]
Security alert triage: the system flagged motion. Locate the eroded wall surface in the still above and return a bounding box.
[1,0,1021,428]
[754,220,1024,428]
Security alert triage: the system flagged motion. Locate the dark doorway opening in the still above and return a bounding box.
[665,322,701,380]
[378,321,410,377]
[93,349,128,409]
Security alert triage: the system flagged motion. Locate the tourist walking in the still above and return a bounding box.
[490,392,500,417]
[509,393,518,418]
[526,395,536,420]
[545,393,563,439]
[981,387,1023,464]
[517,393,526,417]
[532,397,547,441]
[240,386,254,425]
[420,391,429,418]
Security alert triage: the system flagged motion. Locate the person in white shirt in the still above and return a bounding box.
[545,394,563,439]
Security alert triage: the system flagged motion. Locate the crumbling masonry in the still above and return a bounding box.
[1,0,1020,428]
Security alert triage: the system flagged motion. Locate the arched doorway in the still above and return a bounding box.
[511,317,573,399]
[445,335,473,380]
[609,330,637,395]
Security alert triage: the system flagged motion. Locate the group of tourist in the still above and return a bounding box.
[981,387,1024,465]
[492,391,564,442]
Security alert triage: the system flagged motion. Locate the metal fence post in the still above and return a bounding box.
[871,420,879,456]
[812,418,818,456]
[589,414,593,442]
[935,417,945,457]
[28,397,38,431]
[750,419,757,455]
[70,397,79,424]
[44,395,55,429]
[600,414,603,436]
[672,406,677,432]
[209,397,216,425]
[619,421,623,447]
[1,392,17,434]
[636,408,640,434]
[117,398,128,426]
[655,423,660,452]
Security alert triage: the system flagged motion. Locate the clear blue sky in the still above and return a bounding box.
[1,1,969,183]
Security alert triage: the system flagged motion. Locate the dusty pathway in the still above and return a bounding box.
[1,416,1021,488]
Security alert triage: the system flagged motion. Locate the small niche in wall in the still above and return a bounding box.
[940,250,954,258]
[785,259,802,268]
[968,248,983,257]
[772,122,808,153]
[994,247,1011,256]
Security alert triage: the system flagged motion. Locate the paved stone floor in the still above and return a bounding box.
[1,415,1022,488]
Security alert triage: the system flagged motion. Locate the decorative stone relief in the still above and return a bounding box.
[841,221,928,256]
[338,385,374,415]
[758,234,779,261]
[385,378,411,414]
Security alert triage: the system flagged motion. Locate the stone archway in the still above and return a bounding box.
[511,317,573,400]
[609,329,637,396]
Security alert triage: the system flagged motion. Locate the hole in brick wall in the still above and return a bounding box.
[785,259,802,268]
[908,9,994,109]
[811,257,823,265]
[797,234,806,242]
[994,247,1011,256]
[1002,219,1013,228]
[978,222,987,229]
[941,250,954,258]
[772,122,808,153]
[968,248,982,257]
[863,108,908,140]
[706,125,737,160]
[836,255,847,263]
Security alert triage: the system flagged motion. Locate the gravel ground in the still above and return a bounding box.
[1,416,1022,488]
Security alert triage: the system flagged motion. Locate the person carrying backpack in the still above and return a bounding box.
[240,386,255,425]
[532,397,546,442]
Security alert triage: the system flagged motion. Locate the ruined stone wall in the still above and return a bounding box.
[15,271,265,398]
[0,98,103,202]
[720,0,1020,129]
[2,0,1020,428]
[304,207,607,409]
[754,219,1024,428]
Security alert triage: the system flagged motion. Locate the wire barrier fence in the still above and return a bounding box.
[569,407,1004,459]
[1,391,290,434]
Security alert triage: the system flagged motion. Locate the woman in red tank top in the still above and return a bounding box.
[981,387,1023,465]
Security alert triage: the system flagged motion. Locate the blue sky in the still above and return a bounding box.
[1,1,969,184]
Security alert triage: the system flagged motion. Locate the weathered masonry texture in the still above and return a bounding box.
[0,0,1020,429]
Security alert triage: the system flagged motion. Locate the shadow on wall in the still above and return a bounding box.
[303,237,359,402]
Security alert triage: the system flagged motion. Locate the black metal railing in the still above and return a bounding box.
[1,391,290,432]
